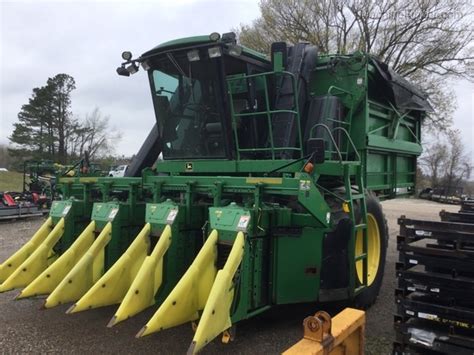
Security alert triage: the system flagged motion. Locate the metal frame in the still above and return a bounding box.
[227,70,303,160]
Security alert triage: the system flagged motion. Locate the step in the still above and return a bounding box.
[355,253,367,261]
[350,194,365,200]
[354,285,366,295]
[354,224,367,230]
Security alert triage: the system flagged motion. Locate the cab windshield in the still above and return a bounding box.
[150,50,226,159]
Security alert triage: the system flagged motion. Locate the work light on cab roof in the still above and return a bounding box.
[116,50,139,76]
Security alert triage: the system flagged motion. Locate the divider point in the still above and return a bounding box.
[65,303,76,314]
[107,315,117,328]
[136,325,147,338]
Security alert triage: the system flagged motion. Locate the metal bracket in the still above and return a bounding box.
[302,311,335,353]
[221,326,236,344]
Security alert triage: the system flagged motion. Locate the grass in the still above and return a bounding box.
[0,171,24,192]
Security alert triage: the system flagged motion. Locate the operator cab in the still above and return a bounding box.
[117,32,323,169]
[150,47,229,159]
[118,33,292,162]
[146,33,275,161]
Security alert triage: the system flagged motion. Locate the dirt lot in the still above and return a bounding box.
[0,198,459,354]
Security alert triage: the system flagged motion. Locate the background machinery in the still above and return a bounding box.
[0,32,430,353]
[0,155,103,221]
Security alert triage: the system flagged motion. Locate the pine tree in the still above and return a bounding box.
[9,74,76,163]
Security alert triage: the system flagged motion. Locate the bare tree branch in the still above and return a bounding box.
[236,0,474,130]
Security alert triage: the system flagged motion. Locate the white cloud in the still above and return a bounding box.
[0,0,260,154]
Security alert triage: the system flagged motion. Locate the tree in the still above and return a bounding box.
[9,85,55,159]
[69,108,122,159]
[9,74,76,163]
[441,129,472,190]
[419,139,448,187]
[9,75,121,164]
[48,74,76,163]
[236,0,474,129]
[420,129,472,189]
[0,144,13,169]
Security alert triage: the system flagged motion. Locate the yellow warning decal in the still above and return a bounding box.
[245,177,282,185]
[58,177,98,184]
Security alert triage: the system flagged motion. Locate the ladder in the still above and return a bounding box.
[307,123,370,297]
[344,163,369,297]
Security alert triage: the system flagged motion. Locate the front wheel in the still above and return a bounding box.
[354,192,388,309]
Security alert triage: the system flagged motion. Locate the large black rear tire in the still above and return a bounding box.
[354,191,388,309]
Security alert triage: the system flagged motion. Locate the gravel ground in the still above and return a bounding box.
[0,198,459,354]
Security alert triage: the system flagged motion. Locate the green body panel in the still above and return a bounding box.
[209,204,252,236]
[206,203,326,321]
[49,199,92,253]
[209,205,270,322]
[273,227,323,304]
[309,55,422,197]
[146,201,180,230]
[90,202,145,269]
[155,159,304,174]
[143,173,329,228]
[90,202,121,229]
[146,202,200,304]
[49,200,75,224]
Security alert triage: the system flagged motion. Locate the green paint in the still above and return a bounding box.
[39,37,428,326]
[49,199,92,254]
[273,227,323,304]
[90,201,146,269]
[145,201,200,304]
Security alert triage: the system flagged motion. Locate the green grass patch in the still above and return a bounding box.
[0,171,24,192]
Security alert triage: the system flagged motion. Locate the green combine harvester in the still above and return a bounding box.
[0,32,430,353]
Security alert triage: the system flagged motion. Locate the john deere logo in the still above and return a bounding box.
[185,163,193,171]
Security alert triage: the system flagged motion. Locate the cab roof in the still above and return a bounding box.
[140,34,269,63]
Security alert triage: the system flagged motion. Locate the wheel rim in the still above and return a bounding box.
[356,213,381,286]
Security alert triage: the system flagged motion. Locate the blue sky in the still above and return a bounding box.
[1,0,472,163]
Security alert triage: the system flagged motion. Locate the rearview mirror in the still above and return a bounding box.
[306,138,325,164]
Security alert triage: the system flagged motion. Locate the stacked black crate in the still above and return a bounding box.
[459,199,474,214]
[393,214,474,355]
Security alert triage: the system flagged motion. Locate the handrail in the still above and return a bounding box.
[227,70,304,160]
[234,109,298,117]
[309,123,343,162]
[332,127,361,162]
[227,70,297,82]
[328,85,354,97]
[315,183,346,202]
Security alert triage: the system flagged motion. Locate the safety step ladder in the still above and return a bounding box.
[344,163,368,297]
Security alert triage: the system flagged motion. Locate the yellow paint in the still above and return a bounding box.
[44,222,112,308]
[356,213,381,286]
[18,221,96,299]
[0,218,65,293]
[78,177,98,183]
[58,177,98,184]
[283,308,365,355]
[58,177,74,183]
[67,223,156,314]
[245,177,283,185]
[190,232,245,354]
[108,224,172,326]
[342,202,350,213]
[136,230,218,338]
[0,217,53,283]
